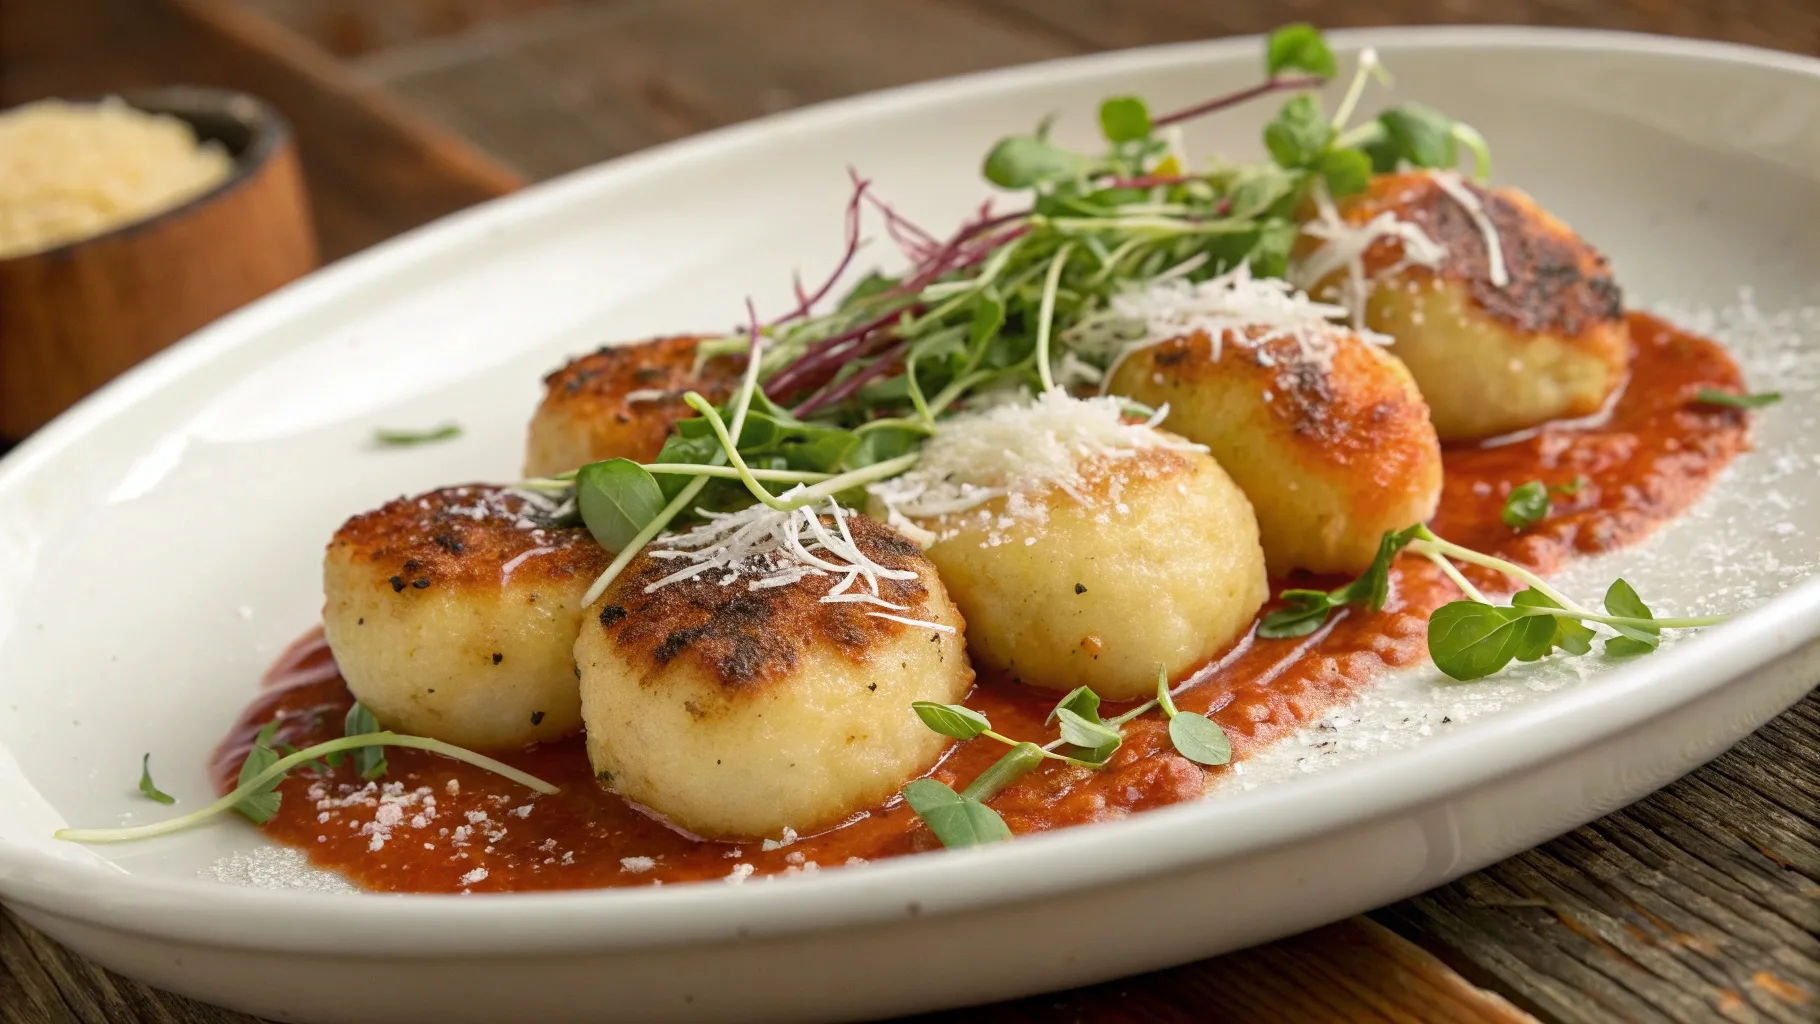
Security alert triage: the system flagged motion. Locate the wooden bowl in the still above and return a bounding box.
[0,87,316,439]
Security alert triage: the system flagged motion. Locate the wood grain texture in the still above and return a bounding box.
[0,0,523,261]
[1377,690,1820,1024]
[349,0,1078,179]
[965,0,1820,56]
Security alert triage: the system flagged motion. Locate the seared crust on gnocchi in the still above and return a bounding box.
[902,447,1266,701]
[323,485,610,750]
[524,336,742,478]
[1108,325,1443,576]
[576,512,970,840]
[1300,171,1630,440]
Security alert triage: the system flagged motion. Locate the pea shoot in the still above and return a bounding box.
[903,671,1233,848]
[373,424,461,446]
[61,704,557,844]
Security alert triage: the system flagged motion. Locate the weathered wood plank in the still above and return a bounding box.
[352,0,1080,178]
[1377,688,1820,1024]
[961,0,1820,56]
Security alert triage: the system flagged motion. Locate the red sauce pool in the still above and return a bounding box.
[213,313,1750,892]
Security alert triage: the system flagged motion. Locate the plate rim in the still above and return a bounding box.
[2,23,1818,957]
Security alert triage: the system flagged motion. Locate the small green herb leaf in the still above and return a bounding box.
[1377,104,1457,169]
[1319,147,1372,198]
[374,424,460,446]
[1168,714,1233,767]
[1553,477,1586,497]
[1046,686,1102,726]
[1693,388,1781,410]
[1501,481,1551,530]
[233,740,283,824]
[1258,590,1333,639]
[1098,96,1152,143]
[1602,578,1660,652]
[1511,588,1596,656]
[1263,93,1333,169]
[344,703,388,780]
[1604,636,1658,658]
[1329,526,1422,612]
[1054,707,1121,763]
[911,701,991,741]
[577,458,667,553]
[902,778,1012,848]
[137,754,175,805]
[982,135,1096,190]
[1265,23,1337,79]
[1427,600,1555,681]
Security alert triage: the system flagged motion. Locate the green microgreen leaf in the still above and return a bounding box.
[911,701,991,741]
[1694,387,1781,409]
[1501,481,1551,530]
[1602,578,1660,653]
[1553,477,1586,497]
[839,270,897,310]
[233,734,284,825]
[1427,600,1556,681]
[1168,715,1233,767]
[577,458,667,553]
[1377,104,1458,169]
[1319,147,1372,198]
[1054,707,1121,764]
[1511,588,1596,657]
[1330,525,1422,611]
[902,778,1012,848]
[1264,93,1333,169]
[1257,589,1336,639]
[1265,23,1337,79]
[373,424,460,446]
[982,135,1097,190]
[1046,686,1102,726]
[1098,96,1152,143]
[137,754,175,805]
[344,703,388,780]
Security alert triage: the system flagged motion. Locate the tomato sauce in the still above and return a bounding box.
[214,313,1750,892]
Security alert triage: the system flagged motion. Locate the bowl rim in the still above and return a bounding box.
[0,85,294,265]
[1,23,1818,958]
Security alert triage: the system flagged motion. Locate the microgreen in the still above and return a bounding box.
[577,458,666,552]
[343,703,388,780]
[137,754,175,806]
[1501,481,1551,530]
[1266,23,1338,79]
[373,424,460,446]
[902,778,1011,848]
[1257,526,1420,638]
[911,701,992,741]
[1098,96,1152,143]
[1694,387,1781,409]
[62,731,558,845]
[1156,669,1232,766]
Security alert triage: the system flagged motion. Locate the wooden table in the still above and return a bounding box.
[2,2,1816,1021]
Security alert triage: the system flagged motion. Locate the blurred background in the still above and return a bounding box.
[8,0,1820,263]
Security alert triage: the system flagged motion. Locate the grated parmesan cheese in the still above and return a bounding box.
[636,494,953,631]
[1428,170,1509,288]
[867,390,1204,537]
[1290,179,1447,328]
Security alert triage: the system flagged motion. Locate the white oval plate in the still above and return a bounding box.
[2,27,1819,1024]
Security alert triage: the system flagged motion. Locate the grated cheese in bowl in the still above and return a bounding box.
[0,97,235,259]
